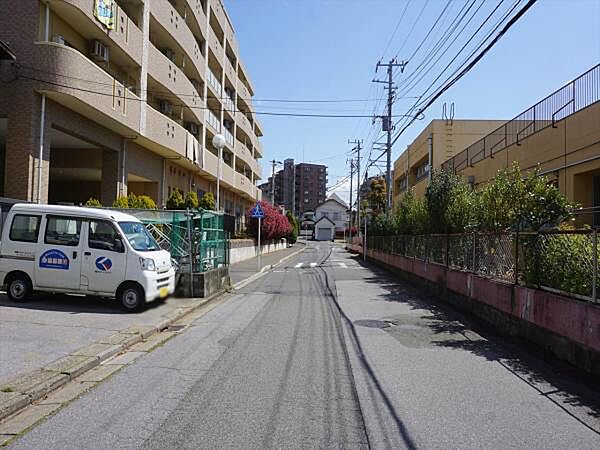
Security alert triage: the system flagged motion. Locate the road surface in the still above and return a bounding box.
[7,241,600,449]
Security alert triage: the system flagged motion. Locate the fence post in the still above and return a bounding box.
[514,231,520,285]
[445,235,450,268]
[471,233,476,272]
[593,228,598,303]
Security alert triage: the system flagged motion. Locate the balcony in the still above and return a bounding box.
[235,172,257,199]
[184,0,208,36]
[150,0,206,83]
[236,111,254,138]
[205,109,221,132]
[208,26,223,58]
[223,127,234,146]
[223,91,235,114]
[51,0,143,66]
[35,42,141,134]
[144,104,187,158]
[207,67,222,97]
[148,44,204,124]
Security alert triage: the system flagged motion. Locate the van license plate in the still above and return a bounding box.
[159,287,169,298]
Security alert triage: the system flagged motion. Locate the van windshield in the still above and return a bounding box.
[118,222,161,252]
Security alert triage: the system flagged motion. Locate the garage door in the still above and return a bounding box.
[317,227,332,241]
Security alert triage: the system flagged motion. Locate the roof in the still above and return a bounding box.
[10,204,141,222]
[316,194,348,210]
[0,40,15,61]
[314,216,336,226]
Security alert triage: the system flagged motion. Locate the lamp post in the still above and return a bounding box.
[212,134,226,211]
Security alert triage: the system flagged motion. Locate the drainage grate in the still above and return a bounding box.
[354,319,390,329]
[164,325,186,332]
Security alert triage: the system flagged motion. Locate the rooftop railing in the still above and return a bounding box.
[441,64,600,173]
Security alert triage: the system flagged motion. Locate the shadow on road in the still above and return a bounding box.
[0,293,164,315]
[349,253,600,432]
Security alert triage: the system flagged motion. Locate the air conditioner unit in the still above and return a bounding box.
[185,122,199,135]
[90,40,109,62]
[162,48,176,62]
[159,100,173,115]
[52,35,65,45]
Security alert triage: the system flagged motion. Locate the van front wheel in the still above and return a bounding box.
[117,283,144,312]
[7,274,32,303]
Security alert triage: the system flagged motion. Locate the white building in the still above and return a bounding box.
[314,194,348,237]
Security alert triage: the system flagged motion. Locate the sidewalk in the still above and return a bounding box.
[229,242,305,286]
[0,243,304,421]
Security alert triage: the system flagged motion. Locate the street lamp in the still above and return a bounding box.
[212,134,226,211]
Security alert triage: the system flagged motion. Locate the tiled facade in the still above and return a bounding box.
[0,0,262,215]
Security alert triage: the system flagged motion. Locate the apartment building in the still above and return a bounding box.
[0,0,263,217]
[392,119,506,206]
[441,64,600,227]
[259,159,327,215]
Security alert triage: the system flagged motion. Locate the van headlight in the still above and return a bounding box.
[139,257,156,271]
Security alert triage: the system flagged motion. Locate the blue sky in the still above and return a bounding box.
[225,0,600,203]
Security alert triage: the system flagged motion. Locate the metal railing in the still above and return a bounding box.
[205,109,221,132]
[207,68,222,96]
[367,229,599,303]
[441,64,600,173]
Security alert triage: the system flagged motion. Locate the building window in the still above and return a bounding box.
[415,162,429,181]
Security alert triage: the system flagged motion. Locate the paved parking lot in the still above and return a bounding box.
[0,293,197,383]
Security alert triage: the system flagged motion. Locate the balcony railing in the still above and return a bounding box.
[223,127,233,146]
[207,68,222,96]
[205,109,220,131]
[442,64,600,173]
[223,93,235,114]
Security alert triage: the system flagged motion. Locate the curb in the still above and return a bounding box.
[0,291,222,423]
[232,244,306,290]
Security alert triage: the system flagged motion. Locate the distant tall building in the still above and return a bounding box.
[261,159,327,215]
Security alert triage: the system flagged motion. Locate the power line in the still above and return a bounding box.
[391,0,538,147]
[16,74,421,119]
[405,0,454,63]
[393,0,431,60]
[379,0,414,60]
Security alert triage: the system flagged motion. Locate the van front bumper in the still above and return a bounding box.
[141,268,176,302]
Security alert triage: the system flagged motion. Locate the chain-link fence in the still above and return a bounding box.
[110,208,229,273]
[367,229,598,302]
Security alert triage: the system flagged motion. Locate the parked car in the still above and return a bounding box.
[0,204,175,311]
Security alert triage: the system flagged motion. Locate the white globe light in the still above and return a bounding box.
[212,134,226,150]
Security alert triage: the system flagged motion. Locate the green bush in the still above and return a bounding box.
[112,193,156,209]
[84,197,102,207]
[286,211,299,244]
[185,191,199,209]
[521,226,594,297]
[395,189,428,235]
[198,192,216,210]
[166,190,185,210]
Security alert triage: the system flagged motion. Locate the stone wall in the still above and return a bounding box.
[229,238,288,264]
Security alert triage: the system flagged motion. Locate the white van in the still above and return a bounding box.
[0,204,175,312]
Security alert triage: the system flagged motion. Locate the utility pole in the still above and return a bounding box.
[374,58,407,212]
[348,139,362,237]
[347,158,354,246]
[270,159,281,205]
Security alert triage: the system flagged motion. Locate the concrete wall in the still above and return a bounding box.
[349,244,600,375]
[229,238,287,264]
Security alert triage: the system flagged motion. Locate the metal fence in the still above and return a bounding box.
[441,64,600,172]
[112,208,229,273]
[367,229,598,303]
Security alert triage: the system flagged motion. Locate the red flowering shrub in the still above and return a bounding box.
[246,201,292,241]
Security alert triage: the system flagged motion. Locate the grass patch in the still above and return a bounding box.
[1,386,14,393]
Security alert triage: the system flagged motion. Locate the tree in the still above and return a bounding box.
[112,195,130,209]
[286,211,299,244]
[198,192,215,210]
[395,188,428,235]
[246,201,291,241]
[84,197,102,207]
[113,193,157,209]
[166,190,185,210]
[184,191,199,209]
[367,177,387,215]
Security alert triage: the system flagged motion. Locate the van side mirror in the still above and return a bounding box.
[114,237,124,253]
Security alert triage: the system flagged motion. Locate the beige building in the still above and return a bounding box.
[393,119,506,203]
[0,0,262,218]
[441,65,600,226]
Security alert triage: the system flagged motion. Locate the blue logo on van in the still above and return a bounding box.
[95,256,113,272]
[39,249,69,270]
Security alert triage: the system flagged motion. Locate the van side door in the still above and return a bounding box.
[34,215,83,290]
[81,219,127,295]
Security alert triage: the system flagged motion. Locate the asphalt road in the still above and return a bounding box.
[8,241,600,449]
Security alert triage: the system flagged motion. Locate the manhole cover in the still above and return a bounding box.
[354,319,390,329]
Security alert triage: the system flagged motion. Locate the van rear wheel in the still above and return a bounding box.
[7,274,32,303]
[117,284,144,312]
